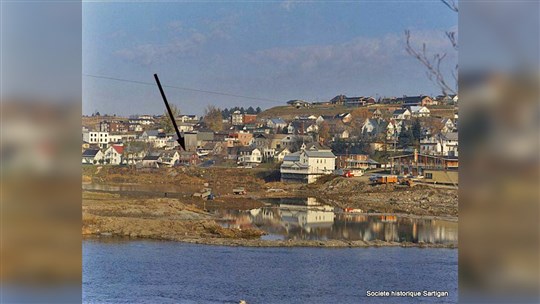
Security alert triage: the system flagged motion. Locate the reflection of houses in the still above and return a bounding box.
[278,203,335,233]
[280,144,336,183]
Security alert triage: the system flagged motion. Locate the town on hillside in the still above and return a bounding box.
[82,94,458,185]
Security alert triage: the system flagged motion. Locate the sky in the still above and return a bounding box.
[82,1,457,116]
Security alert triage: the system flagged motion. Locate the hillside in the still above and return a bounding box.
[82,115,128,131]
[257,104,352,120]
[258,103,455,120]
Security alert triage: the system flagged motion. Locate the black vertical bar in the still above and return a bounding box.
[153,74,185,150]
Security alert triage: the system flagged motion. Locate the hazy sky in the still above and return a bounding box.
[83,1,457,116]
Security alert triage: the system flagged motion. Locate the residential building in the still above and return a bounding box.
[267,118,288,130]
[140,155,161,168]
[280,143,336,183]
[231,111,244,126]
[238,147,262,165]
[420,132,459,157]
[82,149,104,165]
[392,109,411,120]
[286,99,311,108]
[390,149,458,177]
[396,95,435,107]
[158,150,180,167]
[103,144,124,165]
[409,106,431,117]
[82,131,110,149]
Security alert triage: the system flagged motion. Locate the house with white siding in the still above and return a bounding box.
[103,144,124,165]
[82,149,104,165]
[280,144,336,183]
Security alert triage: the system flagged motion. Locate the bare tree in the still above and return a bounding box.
[158,104,180,133]
[203,105,223,132]
[405,0,458,96]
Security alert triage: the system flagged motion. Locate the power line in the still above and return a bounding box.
[83,73,283,105]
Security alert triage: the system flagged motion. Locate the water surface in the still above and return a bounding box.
[83,239,457,303]
[216,198,457,245]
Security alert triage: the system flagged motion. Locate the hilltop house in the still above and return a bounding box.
[287,99,311,108]
[280,143,336,183]
[329,95,375,107]
[396,95,436,107]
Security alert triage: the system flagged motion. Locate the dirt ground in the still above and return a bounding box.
[83,166,457,217]
[82,166,458,247]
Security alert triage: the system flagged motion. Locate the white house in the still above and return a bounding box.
[231,111,244,126]
[361,118,386,137]
[141,130,173,148]
[392,109,411,120]
[280,144,336,183]
[267,118,287,130]
[420,132,459,157]
[82,131,110,149]
[103,145,124,165]
[159,150,180,167]
[140,155,162,168]
[82,149,104,165]
[275,148,291,162]
[409,106,431,117]
[238,147,262,165]
[441,118,456,133]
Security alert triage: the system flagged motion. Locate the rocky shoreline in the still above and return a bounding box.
[83,167,458,249]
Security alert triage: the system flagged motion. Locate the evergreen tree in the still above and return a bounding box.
[398,125,413,148]
[247,106,255,114]
[412,118,422,144]
[256,107,262,114]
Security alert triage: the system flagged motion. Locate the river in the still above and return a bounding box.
[83,239,457,303]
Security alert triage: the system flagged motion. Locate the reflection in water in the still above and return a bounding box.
[217,198,458,245]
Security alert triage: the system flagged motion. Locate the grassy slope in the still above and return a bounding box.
[258,104,455,120]
[257,105,352,120]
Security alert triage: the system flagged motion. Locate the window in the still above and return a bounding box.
[425,173,433,179]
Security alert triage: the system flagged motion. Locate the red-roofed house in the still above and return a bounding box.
[103,144,124,165]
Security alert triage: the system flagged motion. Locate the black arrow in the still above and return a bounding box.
[154,74,186,150]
